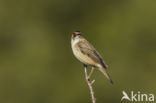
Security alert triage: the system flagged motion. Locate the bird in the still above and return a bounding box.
[71,31,113,84]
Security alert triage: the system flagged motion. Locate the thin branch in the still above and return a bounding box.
[84,66,96,103]
[89,67,95,78]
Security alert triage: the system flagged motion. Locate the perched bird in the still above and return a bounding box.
[71,31,113,84]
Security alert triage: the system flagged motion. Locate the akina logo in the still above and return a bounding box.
[121,91,154,102]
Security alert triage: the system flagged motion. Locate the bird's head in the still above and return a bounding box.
[72,31,82,39]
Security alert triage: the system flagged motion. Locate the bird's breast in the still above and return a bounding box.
[72,44,98,67]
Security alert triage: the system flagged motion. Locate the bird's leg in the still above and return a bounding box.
[83,64,87,68]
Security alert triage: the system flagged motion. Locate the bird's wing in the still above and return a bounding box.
[77,40,108,69]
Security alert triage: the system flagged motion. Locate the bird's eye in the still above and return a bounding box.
[72,33,77,38]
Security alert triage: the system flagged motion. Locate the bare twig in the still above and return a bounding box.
[84,66,96,103]
[89,67,95,78]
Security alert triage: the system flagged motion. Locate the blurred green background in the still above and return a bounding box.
[0,0,156,103]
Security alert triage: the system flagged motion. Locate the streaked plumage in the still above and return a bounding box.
[71,31,113,84]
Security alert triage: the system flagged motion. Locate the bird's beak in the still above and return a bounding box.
[72,33,77,38]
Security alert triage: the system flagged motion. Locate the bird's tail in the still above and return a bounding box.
[99,67,113,84]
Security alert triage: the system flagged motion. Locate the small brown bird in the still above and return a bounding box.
[71,31,113,84]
